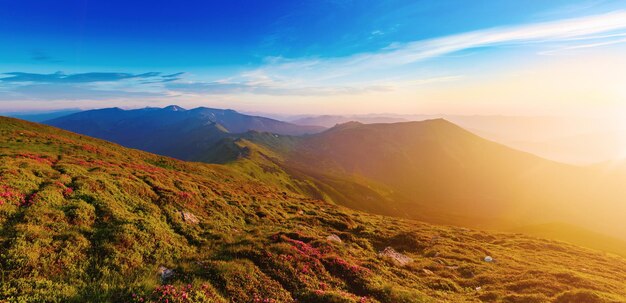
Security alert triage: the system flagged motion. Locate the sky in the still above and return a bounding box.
[1,0,626,116]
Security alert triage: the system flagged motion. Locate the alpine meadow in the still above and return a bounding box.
[2,1,626,302]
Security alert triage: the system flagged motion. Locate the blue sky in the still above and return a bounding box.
[1,0,626,115]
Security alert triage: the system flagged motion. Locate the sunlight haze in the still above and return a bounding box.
[2,1,626,301]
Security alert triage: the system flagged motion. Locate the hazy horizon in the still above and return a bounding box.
[6,104,626,165]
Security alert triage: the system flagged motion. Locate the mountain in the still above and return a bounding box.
[291,114,626,164]
[291,115,411,128]
[44,109,626,252]
[2,117,626,302]
[227,120,626,246]
[4,109,82,122]
[45,106,325,160]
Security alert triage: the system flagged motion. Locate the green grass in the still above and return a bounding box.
[1,117,626,302]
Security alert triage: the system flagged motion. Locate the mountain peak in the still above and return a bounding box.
[163,105,186,111]
[330,121,362,130]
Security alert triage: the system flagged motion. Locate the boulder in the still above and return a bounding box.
[326,234,343,243]
[181,210,199,224]
[157,265,174,282]
[379,247,413,266]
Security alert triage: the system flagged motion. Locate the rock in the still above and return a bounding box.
[475,286,482,291]
[484,256,494,262]
[326,234,342,243]
[378,247,413,266]
[181,210,199,224]
[157,266,174,282]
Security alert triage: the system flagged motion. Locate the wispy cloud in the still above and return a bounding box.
[170,10,626,96]
[166,81,391,96]
[0,71,163,83]
[0,83,166,101]
[249,10,626,81]
[540,35,626,55]
[30,50,63,63]
[4,11,626,101]
[0,71,182,101]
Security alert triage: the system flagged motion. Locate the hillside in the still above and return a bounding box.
[291,115,625,164]
[2,117,626,302]
[511,223,626,258]
[45,109,626,253]
[45,106,325,160]
[226,120,626,249]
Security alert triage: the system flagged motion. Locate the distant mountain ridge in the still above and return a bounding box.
[3,108,82,122]
[45,106,325,160]
[224,119,626,251]
[291,114,626,164]
[290,115,411,127]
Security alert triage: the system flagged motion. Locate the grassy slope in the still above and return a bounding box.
[511,223,626,258]
[1,117,626,303]
[241,120,626,248]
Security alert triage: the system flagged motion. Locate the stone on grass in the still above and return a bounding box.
[379,247,413,266]
[181,210,199,224]
[158,266,175,282]
[484,256,494,262]
[326,234,343,243]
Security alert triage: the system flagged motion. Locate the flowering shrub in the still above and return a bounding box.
[306,289,371,303]
[252,297,277,303]
[0,185,25,205]
[63,187,74,197]
[82,144,101,153]
[71,159,116,168]
[177,191,193,200]
[52,181,74,197]
[20,192,38,207]
[130,284,225,303]
[15,153,55,165]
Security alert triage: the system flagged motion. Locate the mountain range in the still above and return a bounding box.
[46,106,325,160]
[2,116,626,302]
[43,107,626,257]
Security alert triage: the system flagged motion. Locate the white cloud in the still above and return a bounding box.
[163,10,626,98]
[239,10,626,86]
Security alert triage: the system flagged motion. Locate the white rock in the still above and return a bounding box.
[326,234,342,243]
[379,247,413,266]
[181,210,199,224]
[158,266,175,282]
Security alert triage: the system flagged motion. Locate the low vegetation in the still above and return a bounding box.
[1,117,626,302]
